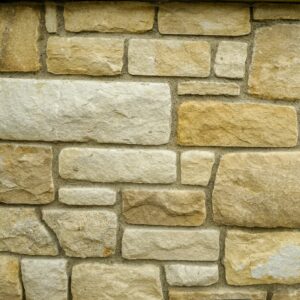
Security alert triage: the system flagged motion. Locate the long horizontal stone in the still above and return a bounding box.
[254,4,300,20]
[272,290,300,299]
[59,148,176,184]
[0,79,171,145]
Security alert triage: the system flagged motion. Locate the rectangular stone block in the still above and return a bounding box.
[45,2,57,33]
[158,3,250,36]
[177,101,297,147]
[272,290,300,299]
[59,148,176,184]
[0,79,171,145]
[122,228,219,261]
[225,230,300,285]
[254,4,300,20]
[128,39,210,77]
[64,2,154,33]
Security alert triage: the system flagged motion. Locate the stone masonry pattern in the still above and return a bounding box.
[1,1,300,299]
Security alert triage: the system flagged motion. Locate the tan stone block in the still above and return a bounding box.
[122,189,206,226]
[272,290,300,300]
[248,24,300,100]
[47,37,124,76]
[225,230,300,285]
[45,2,57,33]
[254,4,300,20]
[177,101,297,147]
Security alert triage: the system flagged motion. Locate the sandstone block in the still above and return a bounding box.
[177,101,297,147]
[45,2,57,33]
[254,4,300,20]
[128,39,210,77]
[272,290,300,300]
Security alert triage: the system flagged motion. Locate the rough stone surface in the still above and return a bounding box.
[45,2,57,33]
[47,37,124,76]
[178,81,240,96]
[59,148,176,184]
[64,2,155,33]
[0,207,58,255]
[158,3,250,36]
[165,264,219,286]
[0,79,171,145]
[122,189,206,226]
[177,101,297,147]
[248,24,300,100]
[72,263,163,300]
[272,290,300,299]
[214,41,248,78]
[59,187,116,206]
[213,152,300,228]
[0,4,40,72]
[128,39,210,77]
[0,256,23,300]
[21,258,68,300]
[181,151,215,186]
[43,209,117,258]
[0,144,54,204]
[225,230,300,285]
[254,4,300,20]
[122,228,219,261]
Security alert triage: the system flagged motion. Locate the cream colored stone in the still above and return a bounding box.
[72,263,163,300]
[254,4,300,20]
[213,152,300,228]
[128,39,210,77]
[0,207,58,255]
[178,81,240,96]
[59,187,116,206]
[0,144,54,204]
[47,37,124,76]
[181,151,215,186]
[169,287,267,300]
[225,230,300,285]
[59,148,176,184]
[21,259,68,300]
[0,256,22,300]
[248,24,300,100]
[45,2,57,33]
[122,228,219,261]
[122,189,206,226]
[0,4,40,72]
[177,101,297,147]
[272,290,300,299]
[64,2,154,33]
[0,79,171,145]
[214,41,248,78]
[165,264,218,286]
[158,3,250,36]
[42,209,117,258]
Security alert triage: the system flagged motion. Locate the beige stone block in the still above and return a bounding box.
[254,4,300,20]
[45,2,57,33]
[272,290,300,299]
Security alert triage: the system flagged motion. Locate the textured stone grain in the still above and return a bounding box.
[45,2,57,33]
[272,290,300,299]
[254,4,300,20]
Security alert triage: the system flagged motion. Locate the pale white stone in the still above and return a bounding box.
[59,187,116,206]
[214,41,248,78]
[165,264,219,286]
[0,79,171,145]
[45,2,57,33]
[122,228,219,261]
[21,258,68,300]
[59,148,177,184]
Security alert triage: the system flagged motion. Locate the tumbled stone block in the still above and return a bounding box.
[177,101,297,147]
[0,79,171,145]
[0,4,40,72]
[248,24,300,100]
[225,230,300,285]
[0,144,54,204]
[158,3,250,36]
[45,2,57,33]
[122,228,219,261]
[47,37,124,76]
[254,4,300,20]
[272,290,300,299]
[181,151,215,186]
[122,189,206,226]
[0,256,23,300]
[165,264,218,286]
[59,187,116,206]
[128,39,210,77]
[0,207,58,255]
[213,152,300,228]
[64,2,154,33]
[21,258,68,300]
[59,148,176,184]
[43,209,117,258]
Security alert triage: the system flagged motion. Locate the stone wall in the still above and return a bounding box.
[0,1,300,299]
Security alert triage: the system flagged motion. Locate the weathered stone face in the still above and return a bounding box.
[272,290,300,300]
[248,24,300,100]
[254,4,300,20]
[225,230,300,285]
[45,3,57,33]
[0,144,54,204]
